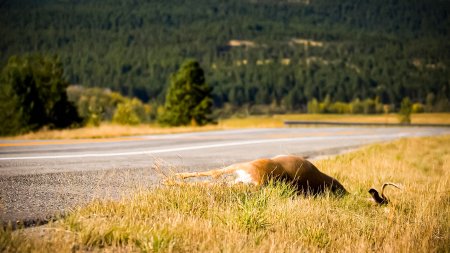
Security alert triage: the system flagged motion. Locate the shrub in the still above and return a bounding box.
[307,97,386,115]
[399,97,412,124]
[307,98,320,113]
[113,98,150,125]
[67,86,126,124]
[412,103,425,113]
[327,102,352,114]
[350,98,364,114]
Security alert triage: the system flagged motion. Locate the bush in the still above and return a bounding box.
[327,102,352,114]
[350,98,364,114]
[307,98,320,113]
[113,98,153,125]
[306,97,385,115]
[399,97,412,124]
[411,103,425,113]
[67,86,126,125]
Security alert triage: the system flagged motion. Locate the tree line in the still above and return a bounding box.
[0,0,448,112]
[0,55,214,135]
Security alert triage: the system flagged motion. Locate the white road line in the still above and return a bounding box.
[0,133,410,161]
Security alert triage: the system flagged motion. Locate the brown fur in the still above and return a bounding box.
[368,183,401,205]
[176,155,348,195]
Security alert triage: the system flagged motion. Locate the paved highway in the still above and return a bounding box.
[1,126,449,223]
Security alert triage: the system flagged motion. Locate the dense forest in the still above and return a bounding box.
[1,0,449,112]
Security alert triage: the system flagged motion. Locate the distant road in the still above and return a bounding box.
[1,127,449,223]
[284,120,450,128]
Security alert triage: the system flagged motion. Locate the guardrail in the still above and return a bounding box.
[284,121,450,127]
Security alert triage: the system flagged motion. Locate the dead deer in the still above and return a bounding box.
[173,155,399,204]
[175,155,347,195]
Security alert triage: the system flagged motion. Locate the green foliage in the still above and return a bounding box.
[412,103,425,113]
[67,86,156,126]
[113,103,141,126]
[350,99,364,114]
[113,98,152,125]
[159,60,213,126]
[0,77,24,134]
[307,98,320,114]
[0,55,80,135]
[67,86,126,126]
[0,0,449,112]
[234,191,270,232]
[399,97,412,124]
[432,96,450,112]
[307,97,385,114]
[426,93,435,112]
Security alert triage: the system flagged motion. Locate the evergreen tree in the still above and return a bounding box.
[0,55,80,135]
[159,60,213,126]
[399,97,412,124]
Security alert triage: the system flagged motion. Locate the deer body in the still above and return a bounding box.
[176,155,348,195]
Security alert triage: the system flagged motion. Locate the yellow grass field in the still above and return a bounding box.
[5,113,450,140]
[2,135,449,252]
[278,112,450,124]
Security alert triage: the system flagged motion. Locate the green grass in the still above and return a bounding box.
[1,135,449,252]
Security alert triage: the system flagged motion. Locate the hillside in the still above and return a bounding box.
[1,0,449,110]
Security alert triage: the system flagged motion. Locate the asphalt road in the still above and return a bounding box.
[1,126,449,224]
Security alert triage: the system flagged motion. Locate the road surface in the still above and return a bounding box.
[1,126,449,224]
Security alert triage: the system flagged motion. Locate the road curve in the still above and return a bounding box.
[1,127,449,223]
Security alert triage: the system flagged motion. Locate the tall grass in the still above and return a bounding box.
[1,135,449,252]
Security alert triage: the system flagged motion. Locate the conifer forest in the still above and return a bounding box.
[1,0,449,113]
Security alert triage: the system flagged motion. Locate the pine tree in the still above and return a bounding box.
[159,60,213,126]
[0,55,81,135]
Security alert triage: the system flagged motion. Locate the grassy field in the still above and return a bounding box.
[1,135,449,252]
[6,113,450,140]
[278,113,450,124]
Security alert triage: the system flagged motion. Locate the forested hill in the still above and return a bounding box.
[1,0,449,110]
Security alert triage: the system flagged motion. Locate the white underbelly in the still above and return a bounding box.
[234,170,256,185]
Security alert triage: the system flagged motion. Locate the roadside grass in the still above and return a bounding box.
[277,112,450,124]
[1,135,449,252]
[6,123,222,140]
[6,113,450,140]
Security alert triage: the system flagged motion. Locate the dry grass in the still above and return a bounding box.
[278,113,450,124]
[7,123,221,140]
[5,113,450,140]
[2,135,449,252]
